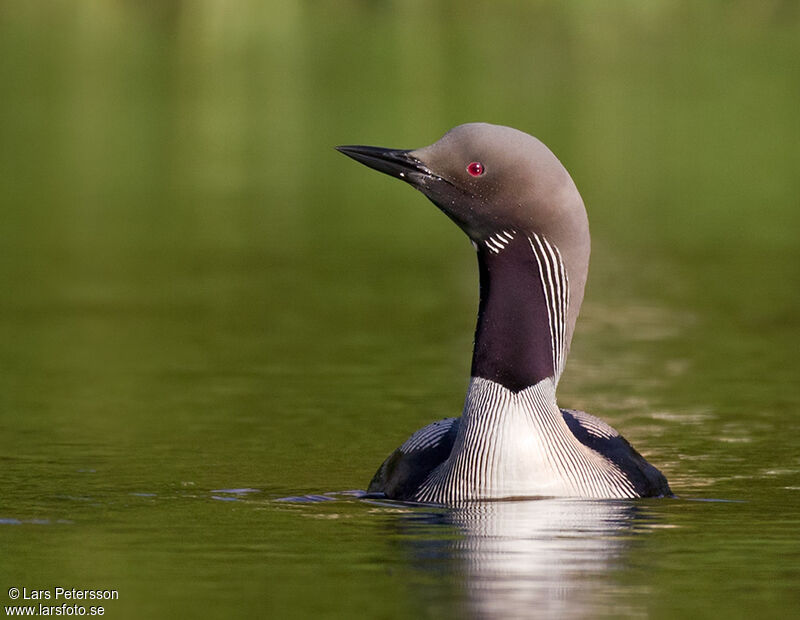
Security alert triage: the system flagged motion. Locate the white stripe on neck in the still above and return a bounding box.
[528,233,569,384]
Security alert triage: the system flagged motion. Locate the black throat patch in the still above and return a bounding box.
[471,234,562,393]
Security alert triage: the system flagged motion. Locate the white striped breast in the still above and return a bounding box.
[414,377,637,502]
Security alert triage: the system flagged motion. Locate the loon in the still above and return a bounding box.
[337,123,671,502]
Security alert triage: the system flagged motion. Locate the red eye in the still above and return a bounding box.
[466,161,484,177]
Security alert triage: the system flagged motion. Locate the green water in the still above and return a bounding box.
[1,2,799,618]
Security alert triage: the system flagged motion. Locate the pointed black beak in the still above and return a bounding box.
[335,145,443,186]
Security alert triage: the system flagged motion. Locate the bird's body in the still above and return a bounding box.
[337,123,671,502]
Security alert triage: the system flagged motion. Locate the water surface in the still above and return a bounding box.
[1,2,799,618]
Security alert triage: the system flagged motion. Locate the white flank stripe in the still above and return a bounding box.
[401,418,457,452]
[567,409,619,439]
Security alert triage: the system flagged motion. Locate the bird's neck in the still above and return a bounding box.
[471,231,571,393]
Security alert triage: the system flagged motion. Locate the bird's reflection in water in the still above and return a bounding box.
[395,498,645,619]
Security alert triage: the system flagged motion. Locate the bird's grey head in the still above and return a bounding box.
[337,123,587,248]
[337,123,591,347]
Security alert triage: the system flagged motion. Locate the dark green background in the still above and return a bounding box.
[1,2,798,618]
